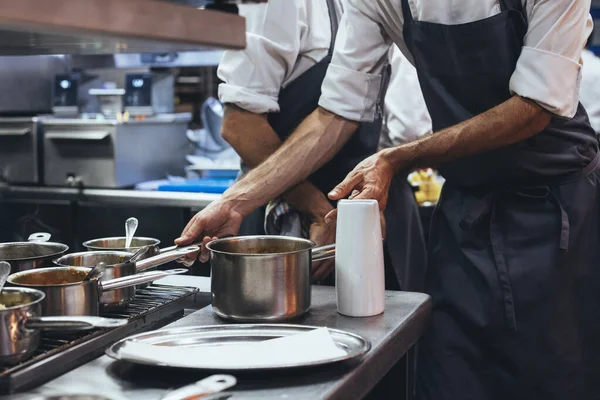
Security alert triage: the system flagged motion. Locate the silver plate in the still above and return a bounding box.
[105,324,371,370]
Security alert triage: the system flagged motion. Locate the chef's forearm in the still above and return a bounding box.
[222,105,337,219]
[382,96,552,171]
[222,107,359,216]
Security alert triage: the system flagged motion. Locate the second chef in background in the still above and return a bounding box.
[215,0,427,289]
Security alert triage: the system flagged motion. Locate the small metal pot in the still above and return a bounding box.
[0,233,69,273]
[82,236,160,289]
[206,236,335,322]
[6,267,188,317]
[53,246,199,309]
[0,287,126,365]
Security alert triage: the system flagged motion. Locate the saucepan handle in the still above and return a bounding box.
[25,316,127,330]
[312,244,336,262]
[100,268,188,292]
[135,246,200,272]
[28,232,51,243]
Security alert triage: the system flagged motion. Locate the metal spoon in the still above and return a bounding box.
[0,261,11,295]
[125,217,138,248]
[83,262,106,282]
[126,245,150,263]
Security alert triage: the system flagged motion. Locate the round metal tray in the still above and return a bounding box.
[106,324,371,371]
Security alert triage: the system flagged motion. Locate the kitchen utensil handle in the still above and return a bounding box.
[159,242,204,254]
[0,128,31,136]
[28,232,51,243]
[45,131,111,141]
[25,316,127,330]
[161,375,237,400]
[135,246,200,272]
[101,268,188,291]
[312,244,335,262]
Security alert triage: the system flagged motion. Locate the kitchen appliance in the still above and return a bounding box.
[0,233,69,273]
[42,113,191,188]
[7,267,188,316]
[0,283,200,394]
[53,246,198,309]
[0,116,45,184]
[52,73,80,117]
[206,236,335,322]
[124,71,174,116]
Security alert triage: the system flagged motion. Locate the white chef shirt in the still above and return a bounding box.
[319,0,594,123]
[380,46,431,148]
[580,49,600,134]
[218,0,343,114]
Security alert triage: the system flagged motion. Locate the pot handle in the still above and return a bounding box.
[25,316,127,331]
[101,268,188,292]
[28,232,51,243]
[312,244,335,262]
[135,246,200,272]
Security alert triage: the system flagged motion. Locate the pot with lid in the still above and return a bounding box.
[0,233,68,273]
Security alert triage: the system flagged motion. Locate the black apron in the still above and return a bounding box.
[401,0,600,398]
[238,0,426,290]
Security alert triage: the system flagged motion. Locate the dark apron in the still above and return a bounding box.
[238,0,426,290]
[401,0,600,398]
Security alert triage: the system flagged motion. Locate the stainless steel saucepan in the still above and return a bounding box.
[53,246,199,309]
[6,267,188,317]
[0,233,69,273]
[206,236,335,322]
[0,287,126,365]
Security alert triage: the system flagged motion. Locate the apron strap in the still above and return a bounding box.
[401,0,414,24]
[326,0,339,56]
[499,0,528,27]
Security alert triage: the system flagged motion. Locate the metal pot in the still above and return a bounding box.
[81,236,160,289]
[0,287,126,365]
[6,267,188,317]
[206,236,335,322]
[0,233,69,273]
[53,246,199,309]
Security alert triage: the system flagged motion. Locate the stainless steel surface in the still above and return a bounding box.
[83,237,161,254]
[0,288,44,365]
[312,244,336,262]
[0,0,245,56]
[71,51,225,70]
[6,267,188,316]
[162,375,237,400]
[207,236,335,322]
[0,117,43,184]
[82,262,106,282]
[124,218,138,249]
[53,249,196,309]
[0,235,69,274]
[126,247,150,263]
[106,324,371,370]
[0,185,220,208]
[24,316,127,330]
[8,285,431,400]
[28,396,113,400]
[41,115,191,188]
[0,262,10,295]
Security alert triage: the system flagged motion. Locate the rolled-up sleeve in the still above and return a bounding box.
[217,1,305,114]
[319,0,393,122]
[510,0,593,118]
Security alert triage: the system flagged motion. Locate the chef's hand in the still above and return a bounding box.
[310,218,336,282]
[174,200,244,265]
[325,151,396,222]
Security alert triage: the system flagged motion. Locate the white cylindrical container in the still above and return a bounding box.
[335,199,385,317]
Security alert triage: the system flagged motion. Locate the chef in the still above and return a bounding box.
[210,0,426,289]
[177,0,600,398]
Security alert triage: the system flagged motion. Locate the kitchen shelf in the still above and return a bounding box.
[0,0,246,55]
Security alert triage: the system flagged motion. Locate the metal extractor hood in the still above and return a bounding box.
[0,0,246,55]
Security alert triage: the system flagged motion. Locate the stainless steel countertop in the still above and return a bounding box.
[5,284,431,400]
[0,185,220,209]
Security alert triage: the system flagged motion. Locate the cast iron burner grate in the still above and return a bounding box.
[0,284,200,395]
